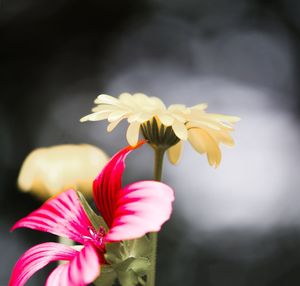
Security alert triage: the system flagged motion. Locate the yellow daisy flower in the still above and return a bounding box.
[80,93,240,167]
[18,144,109,200]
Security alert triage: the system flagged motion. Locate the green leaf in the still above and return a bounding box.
[76,191,108,231]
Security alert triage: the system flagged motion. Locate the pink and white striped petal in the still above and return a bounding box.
[93,141,145,227]
[9,242,77,286]
[105,181,174,242]
[46,243,100,286]
[11,190,93,244]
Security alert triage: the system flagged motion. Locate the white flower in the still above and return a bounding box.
[81,93,240,167]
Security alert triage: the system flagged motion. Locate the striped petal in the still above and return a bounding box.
[11,190,93,244]
[105,181,174,242]
[93,141,145,227]
[46,243,100,286]
[9,242,77,286]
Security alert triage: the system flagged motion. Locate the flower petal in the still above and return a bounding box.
[188,128,221,167]
[94,94,120,105]
[157,113,174,126]
[105,181,174,242]
[9,242,77,286]
[12,190,93,244]
[126,122,141,146]
[167,141,183,165]
[93,141,146,227]
[80,110,111,122]
[172,121,188,140]
[107,118,124,132]
[46,243,100,286]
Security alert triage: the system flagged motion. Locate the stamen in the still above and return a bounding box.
[83,226,106,250]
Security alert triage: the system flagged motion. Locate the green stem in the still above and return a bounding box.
[58,236,74,265]
[147,147,165,286]
[154,147,165,181]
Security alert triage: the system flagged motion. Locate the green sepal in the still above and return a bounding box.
[114,257,150,276]
[93,265,117,286]
[76,191,108,231]
[104,236,152,286]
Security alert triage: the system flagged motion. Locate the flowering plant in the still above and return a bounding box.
[10,92,239,286]
[10,143,174,286]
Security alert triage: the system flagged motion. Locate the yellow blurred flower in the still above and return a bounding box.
[17,144,109,200]
[81,93,239,167]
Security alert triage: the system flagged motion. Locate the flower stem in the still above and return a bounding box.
[147,147,165,286]
[154,147,165,181]
[58,236,74,265]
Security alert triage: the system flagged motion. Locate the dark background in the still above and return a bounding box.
[1,0,300,285]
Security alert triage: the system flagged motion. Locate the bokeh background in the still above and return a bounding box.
[1,0,300,285]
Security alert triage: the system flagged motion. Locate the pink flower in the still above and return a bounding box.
[9,142,174,286]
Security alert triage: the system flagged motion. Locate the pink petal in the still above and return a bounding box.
[46,243,100,286]
[9,242,77,286]
[105,181,174,242]
[12,189,93,244]
[93,141,145,227]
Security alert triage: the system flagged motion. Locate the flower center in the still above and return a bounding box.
[141,117,180,150]
[83,226,106,250]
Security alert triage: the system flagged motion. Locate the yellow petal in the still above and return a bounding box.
[208,114,241,123]
[17,145,109,200]
[172,121,188,140]
[188,128,221,167]
[190,103,208,110]
[189,120,221,131]
[126,122,141,146]
[167,141,183,165]
[208,129,235,146]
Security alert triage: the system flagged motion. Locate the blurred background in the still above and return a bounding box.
[1,0,300,285]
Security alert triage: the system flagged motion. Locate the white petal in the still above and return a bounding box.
[167,141,183,165]
[80,110,111,122]
[126,122,141,146]
[107,118,124,132]
[157,114,174,126]
[150,97,166,109]
[108,110,129,122]
[94,94,120,105]
[92,104,118,112]
[168,104,186,112]
[136,112,153,123]
[172,121,188,140]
